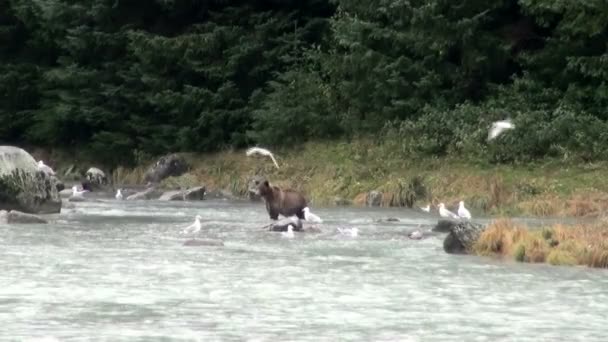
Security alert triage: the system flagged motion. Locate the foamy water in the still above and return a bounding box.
[0,199,606,341]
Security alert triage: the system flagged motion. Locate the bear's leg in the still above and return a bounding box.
[296,209,305,220]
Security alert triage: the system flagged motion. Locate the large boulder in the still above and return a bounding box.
[0,210,48,224]
[443,221,486,254]
[0,146,61,214]
[433,219,459,233]
[144,154,189,184]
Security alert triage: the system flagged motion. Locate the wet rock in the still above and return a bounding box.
[183,186,206,201]
[0,146,61,214]
[158,190,184,201]
[269,216,303,232]
[55,180,65,192]
[366,191,383,207]
[85,167,108,189]
[6,210,48,224]
[126,187,159,201]
[183,239,224,247]
[443,221,486,254]
[68,196,86,202]
[144,153,189,184]
[433,219,459,233]
[59,188,73,198]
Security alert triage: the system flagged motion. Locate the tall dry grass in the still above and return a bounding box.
[474,219,608,268]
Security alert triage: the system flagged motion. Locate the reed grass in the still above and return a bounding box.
[474,219,608,268]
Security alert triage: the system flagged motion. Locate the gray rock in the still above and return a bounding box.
[85,167,107,188]
[443,221,486,254]
[433,219,459,233]
[183,238,224,247]
[0,146,61,214]
[6,210,47,224]
[269,216,303,232]
[126,187,159,201]
[158,190,184,201]
[144,154,189,184]
[366,191,383,207]
[183,186,206,200]
[68,196,86,202]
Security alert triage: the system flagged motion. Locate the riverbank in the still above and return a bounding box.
[474,219,608,268]
[38,139,608,217]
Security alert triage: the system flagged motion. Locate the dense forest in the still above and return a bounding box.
[1,0,607,166]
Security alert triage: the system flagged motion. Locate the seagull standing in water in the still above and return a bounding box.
[420,204,431,213]
[337,227,358,238]
[115,189,123,200]
[458,201,472,219]
[181,215,202,236]
[488,119,515,141]
[282,224,295,239]
[37,160,55,176]
[303,207,322,223]
[438,203,459,219]
[246,147,280,169]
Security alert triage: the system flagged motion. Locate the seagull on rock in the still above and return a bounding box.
[246,147,280,169]
[438,203,459,219]
[458,201,471,219]
[181,215,202,236]
[71,185,89,198]
[282,224,295,239]
[303,207,322,223]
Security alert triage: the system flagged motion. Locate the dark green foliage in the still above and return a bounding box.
[1,0,608,165]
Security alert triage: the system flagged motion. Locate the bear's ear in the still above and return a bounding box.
[263,180,269,187]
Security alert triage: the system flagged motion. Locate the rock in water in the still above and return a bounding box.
[0,146,61,214]
[433,219,459,233]
[144,153,189,184]
[3,210,48,224]
[158,190,184,201]
[126,187,159,201]
[269,216,303,232]
[366,191,383,207]
[183,239,224,247]
[443,221,486,254]
[183,186,205,200]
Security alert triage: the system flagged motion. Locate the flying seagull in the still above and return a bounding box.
[488,119,515,141]
[246,147,280,169]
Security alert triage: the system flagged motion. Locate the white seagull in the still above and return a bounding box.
[488,119,515,141]
[438,203,459,219]
[458,201,472,219]
[303,207,322,223]
[182,215,202,236]
[337,227,358,238]
[115,189,123,200]
[282,224,295,239]
[420,204,431,213]
[37,160,55,176]
[408,230,423,240]
[71,185,89,197]
[246,147,280,169]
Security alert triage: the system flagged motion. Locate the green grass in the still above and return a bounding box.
[36,139,608,217]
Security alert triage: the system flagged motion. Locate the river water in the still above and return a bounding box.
[0,198,607,341]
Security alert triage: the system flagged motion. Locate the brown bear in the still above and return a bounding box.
[250,176,307,220]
